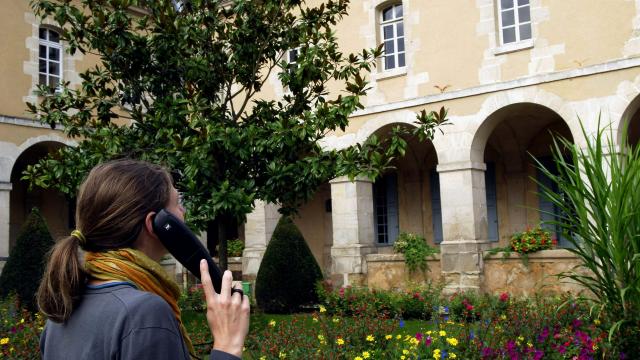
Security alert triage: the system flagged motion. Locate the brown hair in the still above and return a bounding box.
[37,159,173,322]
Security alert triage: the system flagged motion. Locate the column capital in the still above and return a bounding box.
[329,175,373,184]
[0,182,12,191]
[437,161,486,173]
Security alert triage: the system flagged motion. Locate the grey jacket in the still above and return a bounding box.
[40,283,239,360]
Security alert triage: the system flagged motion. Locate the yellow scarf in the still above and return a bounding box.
[84,248,197,359]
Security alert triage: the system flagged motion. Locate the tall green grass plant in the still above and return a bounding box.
[535,118,640,353]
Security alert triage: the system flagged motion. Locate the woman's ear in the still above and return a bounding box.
[143,212,158,239]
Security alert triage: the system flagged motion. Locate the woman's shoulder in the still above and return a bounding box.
[86,284,176,327]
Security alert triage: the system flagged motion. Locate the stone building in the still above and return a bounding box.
[2,1,640,294]
[241,0,640,294]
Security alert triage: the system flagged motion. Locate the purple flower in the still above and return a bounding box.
[425,336,432,346]
[441,350,448,359]
[537,326,549,343]
[10,327,16,334]
[482,347,493,357]
[415,332,423,341]
[533,349,544,360]
[572,319,583,328]
[469,330,475,340]
[399,319,405,328]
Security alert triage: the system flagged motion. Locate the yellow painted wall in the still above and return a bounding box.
[1,1,35,118]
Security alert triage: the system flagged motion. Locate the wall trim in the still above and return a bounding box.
[0,114,61,130]
[353,57,640,117]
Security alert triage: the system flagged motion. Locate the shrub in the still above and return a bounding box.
[255,217,323,313]
[226,239,244,257]
[0,208,55,311]
[510,227,556,254]
[392,233,439,274]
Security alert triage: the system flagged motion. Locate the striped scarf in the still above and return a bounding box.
[84,248,197,359]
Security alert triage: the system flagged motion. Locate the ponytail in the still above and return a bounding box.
[37,235,86,323]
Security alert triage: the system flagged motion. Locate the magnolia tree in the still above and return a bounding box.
[26,0,446,268]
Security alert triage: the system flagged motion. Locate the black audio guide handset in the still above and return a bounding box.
[152,209,242,296]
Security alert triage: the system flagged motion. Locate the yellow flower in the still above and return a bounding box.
[279,351,286,359]
[517,336,524,342]
[400,356,406,360]
[319,305,327,313]
[432,349,441,359]
[366,335,375,342]
[336,338,345,345]
[439,330,446,337]
[410,338,420,346]
[385,334,392,340]
[426,330,432,335]
[362,351,370,359]
[403,349,410,355]
[450,353,457,359]
[594,319,601,325]
[500,314,507,320]
[527,342,533,348]
[396,334,402,340]
[354,357,363,360]
[260,357,266,360]
[312,316,319,322]
[446,320,454,324]
[318,334,326,344]
[269,319,276,327]
[446,338,458,346]
[0,338,8,345]
[332,317,340,323]
[19,319,24,324]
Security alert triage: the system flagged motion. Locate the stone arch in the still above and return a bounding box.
[8,136,75,250]
[469,100,574,247]
[468,89,578,164]
[618,93,640,148]
[0,134,75,183]
[611,74,640,147]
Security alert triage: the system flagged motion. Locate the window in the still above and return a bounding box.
[380,3,405,71]
[373,173,399,244]
[287,48,299,72]
[39,28,62,90]
[497,0,532,45]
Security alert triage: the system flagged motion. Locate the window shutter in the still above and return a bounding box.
[485,162,499,242]
[386,173,399,244]
[430,170,443,244]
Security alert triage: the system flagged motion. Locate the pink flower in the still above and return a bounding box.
[499,292,509,302]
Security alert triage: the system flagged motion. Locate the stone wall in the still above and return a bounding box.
[483,249,585,296]
[365,253,442,290]
[364,250,586,296]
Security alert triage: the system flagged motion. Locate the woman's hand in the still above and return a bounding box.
[200,259,250,358]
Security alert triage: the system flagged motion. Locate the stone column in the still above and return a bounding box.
[329,176,376,287]
[437,161,490,293]
[0,182,11,274]
[242,200,281,281]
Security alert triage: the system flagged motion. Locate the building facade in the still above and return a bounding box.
[2,1,640,294]
[242,0,640,293]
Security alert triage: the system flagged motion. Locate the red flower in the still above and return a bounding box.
[499,292,509,302]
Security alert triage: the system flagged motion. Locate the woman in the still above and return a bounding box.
[37,159,249,359]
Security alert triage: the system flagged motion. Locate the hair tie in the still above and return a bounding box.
[71,230,86,245]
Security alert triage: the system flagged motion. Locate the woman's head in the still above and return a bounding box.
[76,159,174,251]
[38,159,177,322]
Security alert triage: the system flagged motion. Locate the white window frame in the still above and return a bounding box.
[287,48,299,71]
[39,27,63,90]
[497,0,532,46]
[379,3,405,71]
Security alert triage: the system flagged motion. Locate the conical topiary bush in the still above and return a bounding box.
[255,216,323,313]
[0,208,55,311]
